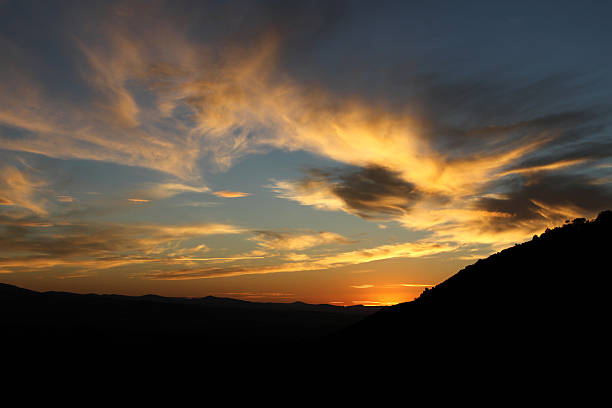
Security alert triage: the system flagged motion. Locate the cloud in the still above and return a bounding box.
[0,213,53,228]
[272,154,611,247]
[144,262,320,280]
[0,218,245,274]
[145,183,210,199]
[166,244,209,257]
[250,230,353,251]
[315,241,458,267]
[124,181,215,205]
[0,0,610,258]
[212,190,250,198]
[350,283,434,289]
[283,253,310,262]
[351,301,383,306]
[473,173,612,232]
[270,179,345,212]
[496,158,588,177]
[1,2,568,193]
[153,224,245,238]
[0,165,47,215]
[383,283,435,288]
[144,239,457,280]
[270,165,425,219]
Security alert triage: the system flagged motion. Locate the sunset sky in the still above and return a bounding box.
[1,0,611,305]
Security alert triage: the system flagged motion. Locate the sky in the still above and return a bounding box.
[1,0,611,306]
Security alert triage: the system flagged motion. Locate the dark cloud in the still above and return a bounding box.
[0,214,243,272]
[503,137,612,174]
[406,75,608,163]
[296,165,426,219]
[332,166,420,217]
[476,173,612,230]
[0,221,141,259]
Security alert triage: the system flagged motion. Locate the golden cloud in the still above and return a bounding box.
[0,165,47,215]
[144,239,457,280]
[212,191,251,198]
[250,230,353,251]
[0,3,607,257]
[0,220,246,274]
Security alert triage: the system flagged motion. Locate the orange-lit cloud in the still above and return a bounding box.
[0,6,605,252]
[0,220,246,274]
[2,12,554,202]
[283,253,310,262]
[316,241,458,267]
[351,301,386,306]
[250,230,353,251]
[142,183,210,199]
[270,166,607,248]
[350,283,434,289]
[496,158,587,177]
[0,165,47,215]
[144,239,457,280]
[212,191,250,198]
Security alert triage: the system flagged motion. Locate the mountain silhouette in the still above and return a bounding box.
[0,283,380,356]
[328,210,611,366]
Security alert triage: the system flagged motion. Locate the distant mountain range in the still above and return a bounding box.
[0,283,381,354]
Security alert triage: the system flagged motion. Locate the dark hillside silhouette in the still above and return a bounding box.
[329,210,611,364]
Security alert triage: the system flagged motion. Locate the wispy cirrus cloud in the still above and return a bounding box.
[0,218,245,274]
[250,230,353,251]
[2,1,601,196]
[148,183,210,199]
[145,239,457,280]
[0,165,48,215]
[385,283,435,288]
[350,283,434,289]
[315,241,458,267]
